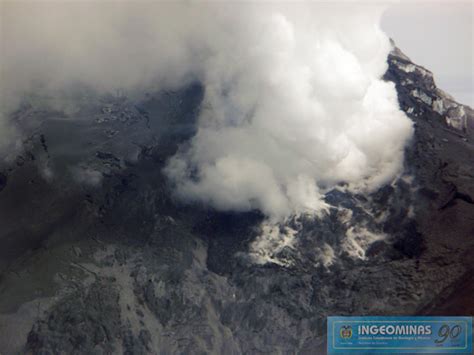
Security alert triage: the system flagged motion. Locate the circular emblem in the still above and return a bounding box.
[340,325,353,339]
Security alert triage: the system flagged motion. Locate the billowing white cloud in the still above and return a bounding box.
[163,3,414,219]
[0,2,413,219]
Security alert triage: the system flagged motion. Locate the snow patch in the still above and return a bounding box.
[433,99,445,115]
[411,89,432,106]
[446,105,467,131]
[394,60,416,73]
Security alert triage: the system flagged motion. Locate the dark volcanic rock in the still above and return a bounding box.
[26,279,122,355]
[0,172,6,192]
[0,46,473,355]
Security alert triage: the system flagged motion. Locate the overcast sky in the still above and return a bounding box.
[382,1,473,107]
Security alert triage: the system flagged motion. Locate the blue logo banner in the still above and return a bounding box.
[327,316,472,354]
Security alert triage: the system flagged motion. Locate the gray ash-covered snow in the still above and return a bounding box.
[0,46,473,354]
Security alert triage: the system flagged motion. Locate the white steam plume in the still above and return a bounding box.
[163,3,414,219]
[0,2,413,219]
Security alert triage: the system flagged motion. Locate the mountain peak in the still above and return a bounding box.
[386,43,473,134]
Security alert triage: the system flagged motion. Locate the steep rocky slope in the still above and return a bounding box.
[0,46,472,354]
